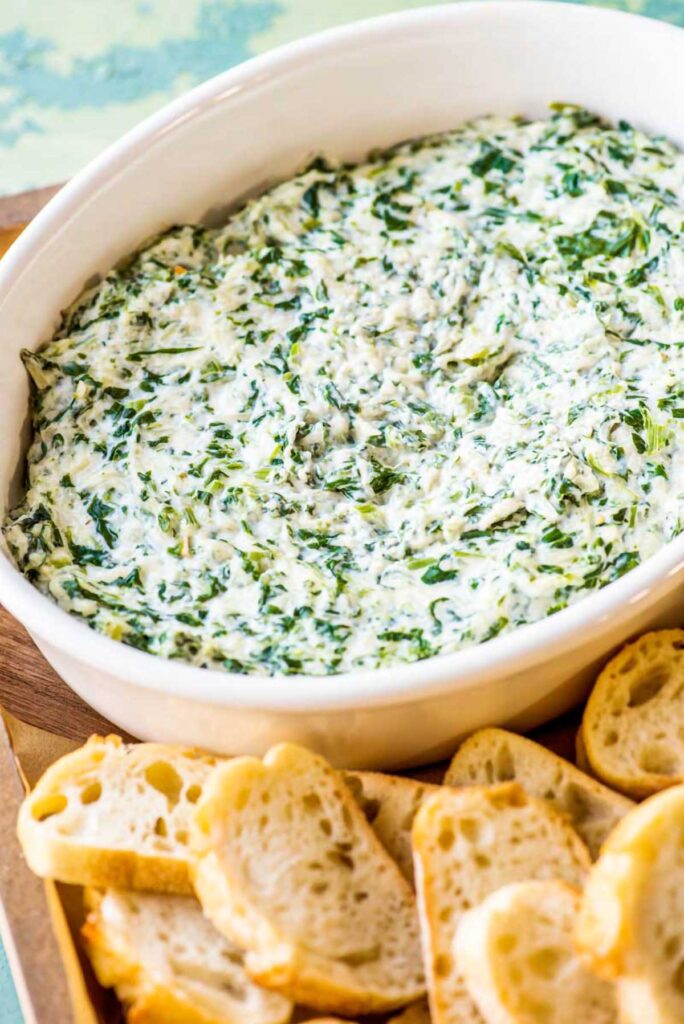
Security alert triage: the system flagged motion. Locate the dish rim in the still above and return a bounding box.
[1,0,684,712]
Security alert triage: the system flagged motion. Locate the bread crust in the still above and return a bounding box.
[23,838,194,894]
[387,1001,431,1024]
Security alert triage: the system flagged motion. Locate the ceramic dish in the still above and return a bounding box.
[1,1,683,768]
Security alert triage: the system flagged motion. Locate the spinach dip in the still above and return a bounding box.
[5,105,684,676]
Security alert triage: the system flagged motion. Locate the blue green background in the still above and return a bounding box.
[1,0,683,1018]
[1,0,683,194]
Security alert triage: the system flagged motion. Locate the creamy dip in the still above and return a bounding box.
[6,105,684,676]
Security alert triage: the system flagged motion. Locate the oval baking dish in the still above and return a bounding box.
[1,1,683,767]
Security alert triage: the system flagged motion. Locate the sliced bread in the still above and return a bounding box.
[412,783,591,1024]
[444,728,633,858]
[82,888,293,1024]
[576,782,684,1024]
[455,880,616,1024]
[18,735,217,893]
[343,772,440,884]
[189,742,426,1015]
[17,735,433,895]
[582,630,684,798]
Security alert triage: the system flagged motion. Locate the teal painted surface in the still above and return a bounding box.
[1,0,682,192]
[0,949,22,1024]
[0,0,682,1018]
[0,3,280,113]
[0,0,448,192]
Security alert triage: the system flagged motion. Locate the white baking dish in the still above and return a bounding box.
[1,1,683,768]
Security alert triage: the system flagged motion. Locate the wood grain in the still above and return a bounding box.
[0,185,61,229]
[0,607,127,742]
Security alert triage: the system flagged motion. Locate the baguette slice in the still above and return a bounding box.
[412,783,591,1024]
[582,630,684,798]
[577,783,684,1024]
[17,735,431,894]
[343,772,440,884]
[189,742,426,1015]
[82,888,293,1024]
[456,880,616,1024]
[445,729,633,858]
[18,735,217,893]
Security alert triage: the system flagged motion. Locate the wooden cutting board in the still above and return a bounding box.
[0,609,129,742]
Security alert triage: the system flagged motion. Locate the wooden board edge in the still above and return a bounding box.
[0,185,63,231]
